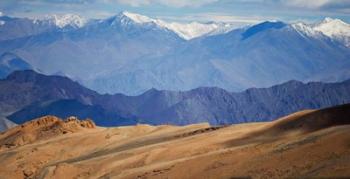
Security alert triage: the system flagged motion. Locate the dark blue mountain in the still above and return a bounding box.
[8,99,136,126]
[1,71,350,126]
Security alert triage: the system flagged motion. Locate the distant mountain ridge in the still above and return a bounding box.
[0,13,86,41]
[0,12,349,95]
[1,70,350,127]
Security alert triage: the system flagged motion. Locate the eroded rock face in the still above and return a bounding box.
[79,119,95,128]
[0,115,95,149]
[61,116,96,130]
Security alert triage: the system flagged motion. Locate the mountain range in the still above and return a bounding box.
[1,70,349,130]
[0,12,349,95]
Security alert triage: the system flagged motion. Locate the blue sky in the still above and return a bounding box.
[0,0,350,24]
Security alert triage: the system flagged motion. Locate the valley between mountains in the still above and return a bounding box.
[0,104,350,178]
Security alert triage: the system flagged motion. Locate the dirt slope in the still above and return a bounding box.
[0,104,350,179]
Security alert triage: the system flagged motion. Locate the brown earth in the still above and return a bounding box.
[0,104,350,179]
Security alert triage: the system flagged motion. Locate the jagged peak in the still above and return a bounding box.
[105,11,154,27]
[106,11,238,40]
[314,17,350,29]
[313,17,350,43]
[37,13,86,28]
[121,11,154,24]
[321,17,348,25]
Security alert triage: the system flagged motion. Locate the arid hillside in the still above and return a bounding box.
[0,104,350,178]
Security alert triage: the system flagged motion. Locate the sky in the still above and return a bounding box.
[0,0,350,24]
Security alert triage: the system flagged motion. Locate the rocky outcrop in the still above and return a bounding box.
[0,116,95,149]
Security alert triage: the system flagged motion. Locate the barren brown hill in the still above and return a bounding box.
[0,104,350,179]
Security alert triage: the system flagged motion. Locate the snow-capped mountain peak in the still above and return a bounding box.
[113,11,237,40]
[313,17,350,47]
[41,14,86,28]
[108,11,155,27]
[314,17,350,37]
[121,11,154,24]
[290,18,350,47]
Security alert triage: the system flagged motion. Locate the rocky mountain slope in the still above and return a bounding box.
[0,70,98,114]
[1,70,350,126]
[0,104,349,178]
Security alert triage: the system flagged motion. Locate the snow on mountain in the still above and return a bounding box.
[84,20,350,94]
[157,21,236,40]
[290,18,350,47]
[314,17,350,38]
[122,11,154,24]
[122,11,236,40]
[107,11,157,28]
[0,11,236,40]
[0,13,86,41]
[313,17,350,47]
[0,13,350,95]
[291,22,321,37]
[39,14,86,28]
